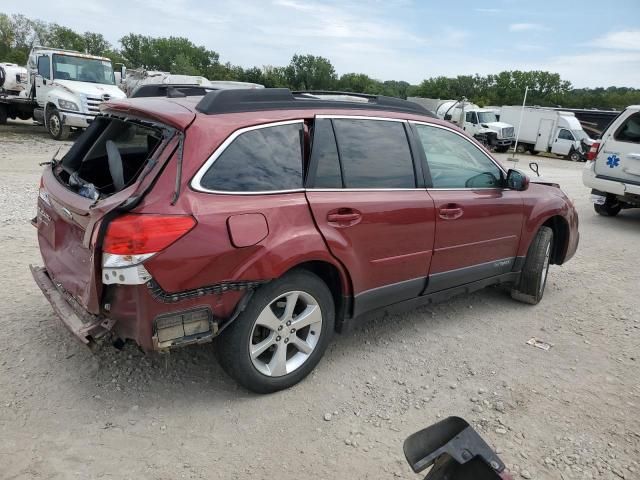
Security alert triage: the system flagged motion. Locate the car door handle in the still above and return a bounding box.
[438,205,464,220]
[627,153,640,160]
[327,209,362,227]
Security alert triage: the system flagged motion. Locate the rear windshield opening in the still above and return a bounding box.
[57,117,163,199]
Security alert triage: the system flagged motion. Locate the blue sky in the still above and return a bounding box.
[5,0,640,87]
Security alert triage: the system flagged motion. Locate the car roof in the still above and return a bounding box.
[103,89,447,131]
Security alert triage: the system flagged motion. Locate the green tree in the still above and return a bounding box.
[48,24,84,51]
[83,32,111,56]
[285,54,336,90]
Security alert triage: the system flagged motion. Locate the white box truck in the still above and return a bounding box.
[500,106,592,162]
[408,97,515,152]
[0,46,126,140]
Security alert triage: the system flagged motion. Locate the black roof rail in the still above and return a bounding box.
[130,84,217,98]
[195,88,434,116]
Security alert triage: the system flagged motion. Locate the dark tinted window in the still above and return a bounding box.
[37,56,50,79]
[309,119,342,188]
[415,124,502,189]
[614,112,640,143]
[333,119,415,188]
[200,123,303,192]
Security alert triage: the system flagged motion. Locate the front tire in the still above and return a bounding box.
[511,226,553,305]
[567,149,582,162]
[215,270,335,393]
[494,146,509,153]
[47,108,70,140]
[515,144,527,154]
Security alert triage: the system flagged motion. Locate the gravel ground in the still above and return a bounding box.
[0,119,639,480]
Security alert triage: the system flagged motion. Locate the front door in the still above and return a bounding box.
[551,128,575,156]
[305,117,436,316]
[410,122,525,293]
[595,109,640,184]
[35,55,52,107]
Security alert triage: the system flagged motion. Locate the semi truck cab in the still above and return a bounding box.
[0,47,126,139]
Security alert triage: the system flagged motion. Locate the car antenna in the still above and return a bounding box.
[509,86,529,164]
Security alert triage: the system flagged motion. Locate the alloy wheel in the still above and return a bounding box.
[249,291,323,377]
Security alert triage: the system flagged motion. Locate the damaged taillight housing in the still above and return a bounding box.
[102,214,196,284]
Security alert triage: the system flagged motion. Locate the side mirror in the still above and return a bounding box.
[506,169,529,191]
[120,64,126,80]
[403,416,506,479]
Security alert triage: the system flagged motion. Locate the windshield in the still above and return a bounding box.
[572,129,588,141]
[477,111,498,123]
[52,54,115,85]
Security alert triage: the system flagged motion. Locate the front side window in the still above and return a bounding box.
[332,119,415,188]
[614,112,640,144]
[37,56,50,79]
[558,129,575,141]
[52,54,115,85]
[200,122,304,192]
[414,124,503,189]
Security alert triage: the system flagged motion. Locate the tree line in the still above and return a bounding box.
[1,12,639,109]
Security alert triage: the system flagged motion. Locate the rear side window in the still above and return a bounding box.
[308,118,342,188]
[614,112,640,143]
[200,122,303,192]
[332,119,415,188]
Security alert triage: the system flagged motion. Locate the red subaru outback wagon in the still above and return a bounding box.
[32,89,579,393]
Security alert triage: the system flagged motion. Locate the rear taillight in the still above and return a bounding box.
[586,141,600,161]
[103,214,196,255]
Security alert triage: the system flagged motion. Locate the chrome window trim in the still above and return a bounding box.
[316,114,407,123]
[307,188,423,192]
[191,119,305,194]
[409,120,509,180]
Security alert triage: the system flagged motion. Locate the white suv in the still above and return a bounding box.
[583,105,640,216]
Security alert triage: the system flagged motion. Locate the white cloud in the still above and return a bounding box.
[589,30,640,51]
[474,8,502,13]
[509,23,547,32]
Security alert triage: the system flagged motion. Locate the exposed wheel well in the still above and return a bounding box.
[286,260,349,331]
[542,215,569,264]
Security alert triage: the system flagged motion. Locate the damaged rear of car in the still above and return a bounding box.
[32,98,195,349]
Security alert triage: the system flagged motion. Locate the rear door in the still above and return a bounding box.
[535,118,554,151]
[409,122,525,293]
[595,109,640,184]
[37,117,181,313]
[305,116,435,316]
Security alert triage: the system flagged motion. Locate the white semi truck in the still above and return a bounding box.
[0,46,126,140]
[499,106,592,162]
[408,97,516,152]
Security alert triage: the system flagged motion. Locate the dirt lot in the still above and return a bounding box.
[0,120,638,480]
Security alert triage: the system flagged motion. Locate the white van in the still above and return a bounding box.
[583,105,640,216]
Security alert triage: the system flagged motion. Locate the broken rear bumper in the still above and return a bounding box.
[30,265,109,348]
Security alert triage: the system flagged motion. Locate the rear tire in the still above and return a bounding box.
[515,144,527,154]
[215,270,335,393]
[0,104,7,125]
[511,226,553,305]
[47,108,70,140]
[594,199,621,216]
